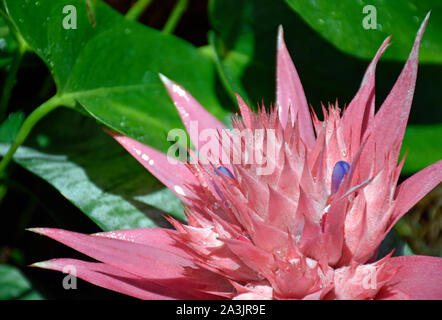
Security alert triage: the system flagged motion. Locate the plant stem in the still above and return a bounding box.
[125,0,153,21]
[0,12,29,121]
[0,48,25,121]
[0,183,7,203]
[207,31,239,104]
[162,0,188,35]
[0,95,65,174]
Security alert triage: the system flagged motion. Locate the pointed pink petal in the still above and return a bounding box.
[297,187,322,258]
[31,258,208,299]
[236,93,253,128]
[29,228,192,277]
[388,159,442,230]
[159,73,226,149]
[266,185,295,230]
[343,36,391,149]
[371,13,429,165]
[276,26,315,147]
[93,228,193,260]
[28,228,228,293]
[246,211,289,254]
[322,197,347,265]
[109,131,198,200]
[377,255,442,300]
[223,238,274,278]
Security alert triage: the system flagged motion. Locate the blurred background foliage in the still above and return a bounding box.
[0,0,440,299]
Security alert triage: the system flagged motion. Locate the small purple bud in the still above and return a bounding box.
[331,161,350,194]
[213,181,226,201]
[213,166,235,205]
[214,166,235,180]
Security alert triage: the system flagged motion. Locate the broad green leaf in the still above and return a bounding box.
[209,0,378,107]
[209,0,442,173]
[400,124,442,174]
[0,108,185,231]
[0,264,43,300]
[209,0,272,106]
[0,111,24,142]
[4,0,227,152]
[285,0,442,63]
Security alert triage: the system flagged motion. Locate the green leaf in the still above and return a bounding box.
[400,124,442,174]
[285,0,442,63]
[0,111,24,142]
[209,0,379,107]
[4,0,227,152]
[0,264,43,300]
[209,0,442,107]
[0,108,185,231]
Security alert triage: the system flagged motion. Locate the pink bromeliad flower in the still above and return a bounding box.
[30,14,442,300]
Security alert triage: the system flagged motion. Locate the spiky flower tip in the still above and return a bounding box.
[29,14,442,300]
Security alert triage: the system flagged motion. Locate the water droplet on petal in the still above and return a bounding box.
[174,185,186,196]
[341,149,348,157]
[223,200,232,209]
[133,148,141,155]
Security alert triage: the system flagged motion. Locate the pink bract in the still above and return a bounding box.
[30,14,442,300]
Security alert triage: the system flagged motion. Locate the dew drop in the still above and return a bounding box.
[174,185,186,196]
[223,200,232,209]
